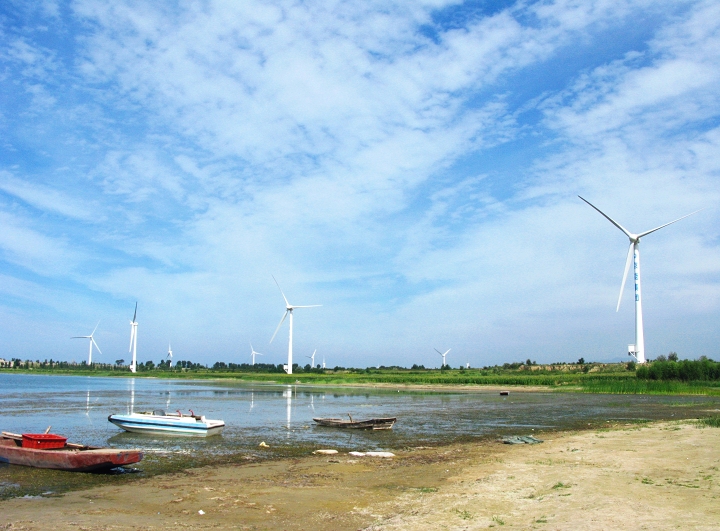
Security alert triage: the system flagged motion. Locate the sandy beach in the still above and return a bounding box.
[2,420,718,530]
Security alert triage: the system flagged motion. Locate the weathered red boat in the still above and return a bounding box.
[0,431,143,472]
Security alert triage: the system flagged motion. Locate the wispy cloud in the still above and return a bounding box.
[0,0,717,366]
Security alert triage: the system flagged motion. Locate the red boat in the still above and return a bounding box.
[0,431,143,472]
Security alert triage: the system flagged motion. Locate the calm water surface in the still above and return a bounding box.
[1,373,718,498]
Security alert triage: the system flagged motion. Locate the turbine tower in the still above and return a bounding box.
[128,302,138,373]
[579,196,700,363]
[306,349,317,368]
[269,276,321,375]
[167,343,173,367]
[250,342,263,365]
[435,348,451,367]
[72,322,102,365]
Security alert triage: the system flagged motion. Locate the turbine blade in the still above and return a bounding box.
[617,241,634,312]
[272,275,291,307]
[578,196,633,239]
[71,336,90,339]
[91,321,100,336]
[270,310,288,344]
[292,305,322,308]
[132,302,137,322]
[92,338,102,355]
[445,349,451,355]
[434,348,442,355]
[636,208,704,239]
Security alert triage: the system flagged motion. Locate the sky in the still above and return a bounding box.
[1,0,718,369]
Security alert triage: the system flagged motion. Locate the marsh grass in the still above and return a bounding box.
[697,415,720,428]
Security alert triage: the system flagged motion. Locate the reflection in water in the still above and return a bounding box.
[1,373,720,473]
[283,386,293,430]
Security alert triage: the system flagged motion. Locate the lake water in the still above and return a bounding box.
[1,373,719,497]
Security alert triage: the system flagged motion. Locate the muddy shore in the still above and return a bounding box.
[2,420,718,530]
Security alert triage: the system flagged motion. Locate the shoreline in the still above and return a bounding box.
[2,419,718,530]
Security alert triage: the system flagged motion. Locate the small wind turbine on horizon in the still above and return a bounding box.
[72,322,102,365]
[579,196,702,364]
[306,349,317,368]
[250,342,263,365]
[129,303,138,373]
[167,343,173,361]
[269,276,321,375]
[435,348,451,367]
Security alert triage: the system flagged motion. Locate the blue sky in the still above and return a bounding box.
[1,0,718,368]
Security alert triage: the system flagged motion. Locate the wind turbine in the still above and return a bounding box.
[435,348,451,367]
[250,342,263,365]
[269,276,321,375]
[72,322,102,365]
[322,355,326,369]
[128,303,138,373]
[167,343,173,360]
[306,349,317,368]
[579,196,701,364]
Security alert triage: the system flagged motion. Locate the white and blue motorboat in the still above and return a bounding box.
[108,410,225,437]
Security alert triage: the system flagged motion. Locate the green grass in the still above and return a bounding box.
[4,365,720,395]
[697,415,720,428]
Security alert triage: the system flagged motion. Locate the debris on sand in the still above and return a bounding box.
[258,441,269,448]
[313,449,338,455]
[500,435,543,445]
[348,451,395,457]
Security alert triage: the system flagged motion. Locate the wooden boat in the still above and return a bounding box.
[313,415,397,430]
[0,431,143,472]
[108,409,225,437]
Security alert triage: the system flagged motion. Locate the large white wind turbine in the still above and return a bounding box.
[435,348,451,367]
[167,343,173,361]
[306,349,317,368]
[250,342,263,365]
[72,322,101,364]
[579,196,701,364]
[129,303,138,373]
[269,276,321,375]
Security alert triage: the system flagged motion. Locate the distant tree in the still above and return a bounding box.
[577,358,585,365]
[115,359,125,366]
[668,352,679,362]
[626,361,636,371]
[655,354,667,362]
[526,359,532,366]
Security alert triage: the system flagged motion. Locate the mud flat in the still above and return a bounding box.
[2,420,719,530]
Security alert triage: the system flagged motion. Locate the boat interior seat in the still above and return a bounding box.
[152,409,167,416]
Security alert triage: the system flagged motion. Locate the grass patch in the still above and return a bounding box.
[454,509,473,520]
[551,482,571,489]
[492,515,505,525]
[697,415,720,428]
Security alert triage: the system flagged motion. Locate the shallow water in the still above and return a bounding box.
[1,373,718,498]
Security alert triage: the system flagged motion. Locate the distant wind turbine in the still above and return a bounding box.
[306,349,317,368]
[167,343,173,361]
[250,342,263,365]
[269,276,321,375]
[72,322,102,364]
[579,196,701,364]
[129,302,138,373]
[322,355,326,369]
[435,348,451,367]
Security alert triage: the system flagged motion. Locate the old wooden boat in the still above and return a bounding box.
[108,409,225,437]
[313,416,397,430]
[0,431,143,472]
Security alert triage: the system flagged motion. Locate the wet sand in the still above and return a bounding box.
[2,420,719,530]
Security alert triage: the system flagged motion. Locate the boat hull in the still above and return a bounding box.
[0,438,142,472]
[108,413,225,437]
[313,417,396,430]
